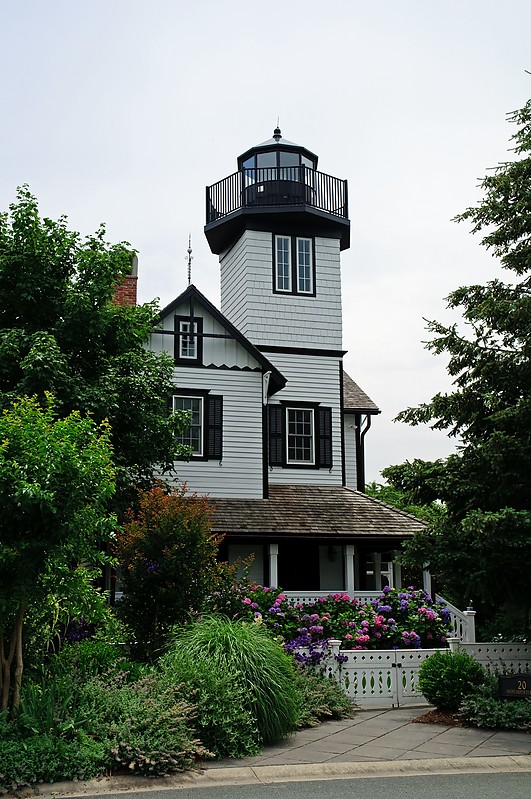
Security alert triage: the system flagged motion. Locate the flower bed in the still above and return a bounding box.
[236,586,453,663]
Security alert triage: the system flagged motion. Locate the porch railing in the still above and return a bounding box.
[206,166,348,223]
[286,591,477,644]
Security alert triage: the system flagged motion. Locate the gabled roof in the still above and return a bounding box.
[343,370,380,414]
[154,284,286,395]
[209,485,424,539]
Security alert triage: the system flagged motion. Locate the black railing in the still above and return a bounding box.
[206,166,348,224]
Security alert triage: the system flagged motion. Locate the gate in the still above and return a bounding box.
[326,645,441,708]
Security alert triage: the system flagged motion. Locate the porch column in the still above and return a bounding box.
[373,552,382,591]
[422,564,432,597]
[393,552,402,590]
[269,543,279,588]
[345,545,355,597]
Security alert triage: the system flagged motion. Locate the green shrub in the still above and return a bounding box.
[170,616,300,745]
[417,650,485,710]
[293,667,354,728]
[0,735,105,794]
[48,639,143,681]
[159,652,261,759]
[79,673,209,776]
[460,676,531,730]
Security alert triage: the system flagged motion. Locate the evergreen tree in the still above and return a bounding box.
[384,99,531,633]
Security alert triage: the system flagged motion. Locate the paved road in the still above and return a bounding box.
[83,773,531,799]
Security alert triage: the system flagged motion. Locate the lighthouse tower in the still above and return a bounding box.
[205,128,350,350]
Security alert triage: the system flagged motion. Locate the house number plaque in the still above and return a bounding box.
[498,673,531,699]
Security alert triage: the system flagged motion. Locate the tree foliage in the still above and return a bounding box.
[0,395,116,715]
[365,481,443,525]
[0,187,185,504]
[385,99,531,631]
[114,486,224,658]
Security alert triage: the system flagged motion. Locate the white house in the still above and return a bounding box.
[148,129,425,594]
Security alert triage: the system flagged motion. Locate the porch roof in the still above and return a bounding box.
[209,485,425,540]
[342,371,380,414]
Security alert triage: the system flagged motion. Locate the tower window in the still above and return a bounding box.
[275,236,292,292]
[273,235,315,296]
[297,238,313,293]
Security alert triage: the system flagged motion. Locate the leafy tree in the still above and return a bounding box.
[385,99,531,633]
[365,481,443,525]
[0,395,116,715]
[0,187,186,506]
[114,485,224,658]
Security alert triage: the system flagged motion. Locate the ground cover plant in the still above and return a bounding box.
[459,675,531,731]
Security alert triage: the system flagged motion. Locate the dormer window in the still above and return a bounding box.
[273,235,315,296]
[174,316,203,365]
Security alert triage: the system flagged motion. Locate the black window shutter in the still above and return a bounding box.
[317,407,333,468]
[268,404,284,465]
[206,395,223,459]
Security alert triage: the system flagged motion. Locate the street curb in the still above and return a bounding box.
[14,754,531,796]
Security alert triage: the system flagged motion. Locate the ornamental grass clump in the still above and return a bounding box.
[417,650,486,710]
[169,616,300,745]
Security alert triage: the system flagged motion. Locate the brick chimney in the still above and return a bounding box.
[114,254,138,306]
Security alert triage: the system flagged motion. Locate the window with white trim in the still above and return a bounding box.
[297,238,313,293]
[273,235,315,296]
[269,404,332,469]
[275,236,291,292]
[174,395,203,455]
[179,320,197,359]
[174,316,203,365]
[287,407,315,464]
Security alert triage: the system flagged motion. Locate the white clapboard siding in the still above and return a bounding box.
[168,367,264,499]
[220,230,343,349]
[343,414,358,489]
[149,301,263,371]
[266,352,343,486]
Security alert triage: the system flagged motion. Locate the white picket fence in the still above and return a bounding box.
[320,639,531,708]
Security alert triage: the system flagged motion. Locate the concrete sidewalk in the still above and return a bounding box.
[204,705,531,769]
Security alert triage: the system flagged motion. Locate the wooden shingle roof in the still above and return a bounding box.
[343,371,380,414]
[209,485,424,540]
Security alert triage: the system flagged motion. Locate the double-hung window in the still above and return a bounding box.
[174,395,203,455]
[172,391,223,461]
[269,403,332,468]
[297,238,313,293]
[273,235,314,295]
[287,407,314,464]
[275,236,292,292]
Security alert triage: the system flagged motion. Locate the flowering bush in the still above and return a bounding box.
[236,586,453,654]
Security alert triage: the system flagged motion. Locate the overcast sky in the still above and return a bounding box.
[1,1,529,482]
